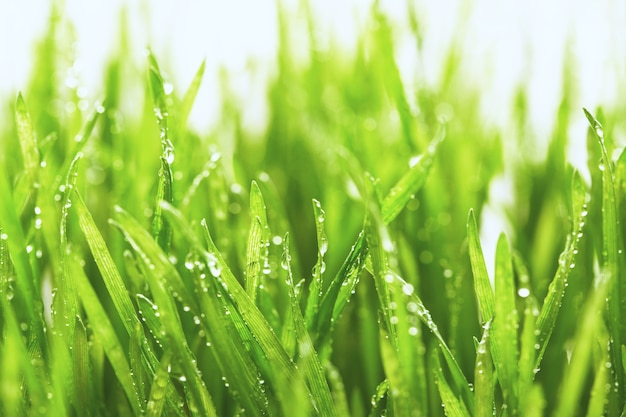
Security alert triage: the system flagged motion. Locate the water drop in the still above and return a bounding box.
[402,283,414,296]
[517,288,530,298]
[407,302,419,313]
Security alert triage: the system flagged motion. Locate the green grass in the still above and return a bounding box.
[1,2,625,416]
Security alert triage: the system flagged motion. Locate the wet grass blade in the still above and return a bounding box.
[474,320,494,417]
[584,108,624,399]
[467,209,494,324]
[70,252,143,414]
[492,233,519,412]
[111,207,217,417]
[245,180,268,302]
[381,126,444,224]
[432,348,471,417]
[535,171,587,368]
[305,199,328,324]
[553,271,612,417]
[146,349,172,417]
[0,158,38,327]
[73,190,139,336]
[159,202,314,412]
[14,93,40,205]
[283,234,338,417]
[153,156,173,252]
[73,315,95,416]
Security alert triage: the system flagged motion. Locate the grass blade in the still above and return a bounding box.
[432,348,471,417]
[381,126,444,224]
[535,171,587,368]
[73,190,139,336]
[492,233,519,412]
[15,93,40,190]
[283,234,338,417]
[553,271,613,417]
[158,202,316,412]
[153,156,173,251]
[467,209,494,324]
[305,199,328,324]
[179,59,206,129]
[146,350,172,417]
[70,253,143,414]
[584,108,624,400]
[474,320,494,417]
[245,180,269,302]
[111,207,217,417]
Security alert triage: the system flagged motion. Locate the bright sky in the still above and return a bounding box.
[1,0,623,136]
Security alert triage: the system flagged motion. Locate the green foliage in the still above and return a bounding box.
[0,2,625,416]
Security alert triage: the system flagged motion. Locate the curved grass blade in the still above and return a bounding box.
[584,108,624,399]
[314,230,367,354]
[368,380,389,417]
[381,126,444,224]
[73,189,140,337]
[535,171,587,368]
[160,203,316,411]
[467,209,494,324]
[111,208,216,417]
[70,253,143,415]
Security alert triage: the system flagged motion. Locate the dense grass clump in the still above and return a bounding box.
[1,2,625,416]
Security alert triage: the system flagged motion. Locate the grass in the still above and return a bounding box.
[1,1,625,416]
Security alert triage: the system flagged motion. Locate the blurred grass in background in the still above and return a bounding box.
[0,0,625,416]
